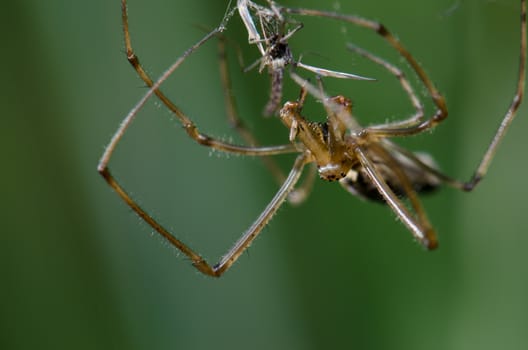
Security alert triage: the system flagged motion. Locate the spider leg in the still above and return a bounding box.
[354,144,437,249]
[463,0,526,191]
[356,1,526,191]
[117,0,296,156]
[370,142,435,228]
[382,141,467,191]
[346,43,424,129]
[283,6,448,135]
[98,167,215,276]
[214,153,309,275]
[285,163,317,205]
[100,153,307,277]
[98,0,303,277]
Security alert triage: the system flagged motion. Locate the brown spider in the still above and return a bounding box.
[98,0,526,277]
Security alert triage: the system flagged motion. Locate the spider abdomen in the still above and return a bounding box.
[339,151,442,203]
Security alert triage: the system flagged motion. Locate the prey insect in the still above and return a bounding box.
[99,0,526,277]
[238,0,374,115]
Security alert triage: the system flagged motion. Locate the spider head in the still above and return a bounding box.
[279,99,354,182]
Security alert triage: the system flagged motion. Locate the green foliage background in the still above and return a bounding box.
[1,1,527,349]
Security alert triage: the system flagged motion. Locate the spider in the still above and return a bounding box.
[99,0,526,277]
[237,0,374,115]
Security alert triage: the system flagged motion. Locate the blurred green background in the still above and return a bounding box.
[2,0,527,349]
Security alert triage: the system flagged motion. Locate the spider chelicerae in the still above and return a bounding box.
[99,0,526,277]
